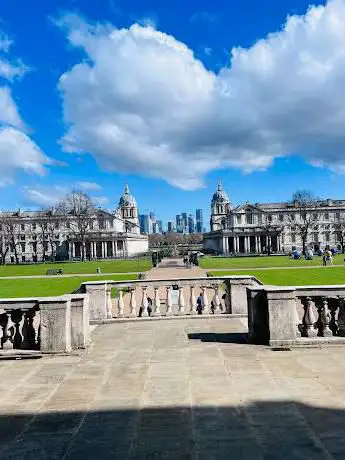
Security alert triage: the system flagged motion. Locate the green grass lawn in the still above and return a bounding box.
[200,255,345,269]
[209,267,345,286]
[0,259,152,277]
[0,274,137,298]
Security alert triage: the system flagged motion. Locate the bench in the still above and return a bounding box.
[46,269,64,275]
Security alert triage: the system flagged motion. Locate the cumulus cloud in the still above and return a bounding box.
[0,30,50,186]
[0,33,28,79]
[58,0,345,189]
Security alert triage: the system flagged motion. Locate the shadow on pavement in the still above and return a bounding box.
[188,332,248,344]
[0,401,343,459]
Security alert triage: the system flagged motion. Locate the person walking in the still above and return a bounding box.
[327,249,334,267]
[322,253,327,267]
[196,292,203,315]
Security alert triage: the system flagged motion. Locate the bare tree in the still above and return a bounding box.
[334,212,345,253]
[290,190,319,254]
[0,214,12,264]
[0,214,20,264]
[58,191,94,261]
[35,208,64,262]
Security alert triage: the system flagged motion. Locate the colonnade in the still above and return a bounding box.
[69,240,127,259]
[222,234,283,254]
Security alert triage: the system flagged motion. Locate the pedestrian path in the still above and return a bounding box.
[146,258,207,280]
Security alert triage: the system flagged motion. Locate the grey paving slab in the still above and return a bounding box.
[1,317,345,459]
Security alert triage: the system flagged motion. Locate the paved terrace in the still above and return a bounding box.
[1,317,345,459]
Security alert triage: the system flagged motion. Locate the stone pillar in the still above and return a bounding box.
[71,242,75,259]
[68,294,90,349]
[83,282,110,321]
[101,242,105,259]
[39,297,72,353]
[266,288,299,347]
[225,278,260,315]
[223,237,229,254]
[234,237,239,253]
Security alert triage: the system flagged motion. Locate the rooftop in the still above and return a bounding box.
[1,317,345,459]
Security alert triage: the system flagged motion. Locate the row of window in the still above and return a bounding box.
[0,219,118,232]
[234,211,345,225]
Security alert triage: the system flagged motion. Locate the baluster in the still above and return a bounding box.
[107,289,113,319]
[189,286,197,315]
[117,290,124,318]
[328,297,339,336]
[129,288,137,317]
[294,299,301,338]
[141,286,149,317]
[202,286,210,315]
[316,297,333,337]
[337,297,345,336]
[11,309,24,349]
[212,285,221,314]
[301,297,317,338]
[166,286,173,316]
[153,287,161,317]
[33,308,40,349]
[178,286,185,315]
[1,312,14,350]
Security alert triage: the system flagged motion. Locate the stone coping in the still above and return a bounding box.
[81,275,262,287]
[249,284,345,295]
[91,313,246,325]
[0,293,88,306]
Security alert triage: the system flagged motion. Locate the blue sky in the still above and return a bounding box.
[3,0,345,228]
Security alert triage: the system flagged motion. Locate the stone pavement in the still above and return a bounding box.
[1,317,345,459]
[147,258,207,280]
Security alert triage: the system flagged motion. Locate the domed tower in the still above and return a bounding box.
[118,184,140,233]
[210,181,231,231]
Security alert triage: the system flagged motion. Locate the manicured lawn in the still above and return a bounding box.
[0,259,152,277]
[200,255,345,269]
[209,267,345,286]
[0,274,137,298]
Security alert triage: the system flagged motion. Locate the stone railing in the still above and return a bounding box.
[247,285,345,348]
[0,294,90,355]
[80,276,261,322]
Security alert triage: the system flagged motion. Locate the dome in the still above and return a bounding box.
[212,181,230,204]
[119,184,137,207]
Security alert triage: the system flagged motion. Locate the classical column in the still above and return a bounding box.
[113,241,117,258]
[234,237,239,253]
[72,242,75,259]
[244,236,248,253]
[257,236,262,253]
[223,237,229,254]
[247,236,251,253]
[101,242,105,259]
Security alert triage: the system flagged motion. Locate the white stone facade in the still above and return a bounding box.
[204,182,345,254]
[0,185,148,263]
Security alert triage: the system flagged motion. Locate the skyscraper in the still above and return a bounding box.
[167,221,174,232]
[157,220,163,233]
[196,209,203,233]
[188,214,195,234]
[176,214,182,233]
[139,214,150,234]
[181,212,188,232]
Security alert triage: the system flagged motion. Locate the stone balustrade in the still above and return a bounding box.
[80,276,261,322]
[248,284,345,348]
[0,294,90,355]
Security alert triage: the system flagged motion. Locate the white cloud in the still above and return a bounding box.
[23,185,109,208]
[0,86,24,129]
[23,186,68,207]
[76,181,102,190]
[0,29,50,186]
[58,0,345,189]
[204,47,213,56]
[93,196,109,206]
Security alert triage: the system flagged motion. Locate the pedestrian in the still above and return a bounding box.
[322,254,327,267]
[327,249,334,267]
[147,297,153,316]
[196,292,203,315]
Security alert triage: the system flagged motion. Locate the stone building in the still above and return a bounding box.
[0,185,148,263]
[203,182,345,254]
